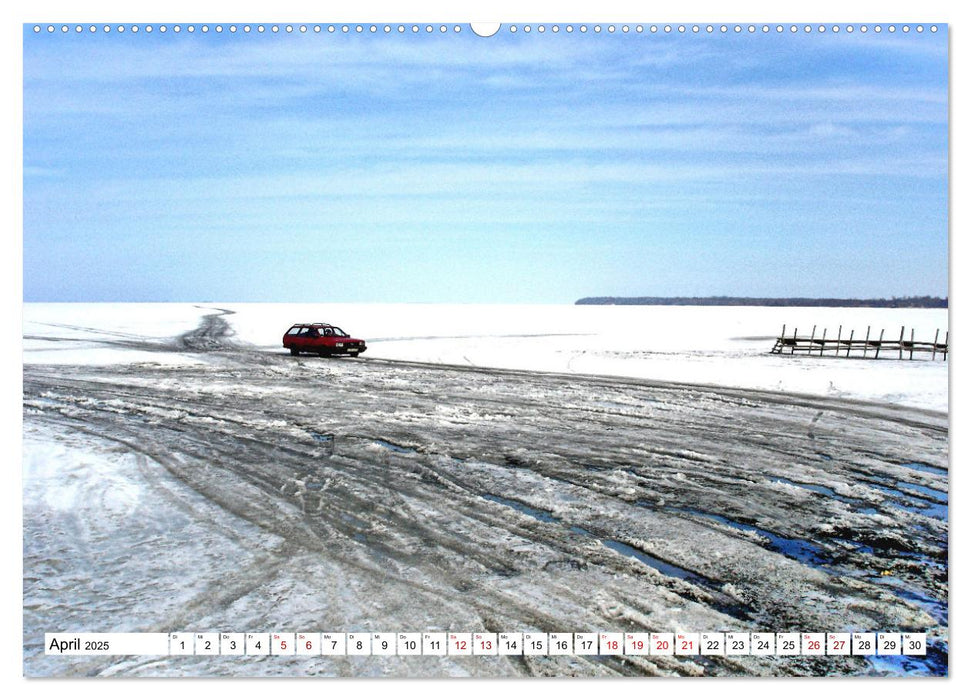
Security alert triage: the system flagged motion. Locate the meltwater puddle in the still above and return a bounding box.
[676,505,942,579]
[598,538,716,589]
[594,532,753,620]
[672,507,828,568]
[481,493,557,523]
[900,483,948,502]
[373,439,419,454]
[669,504,948,673]
[562,525,716,587]
[481,494,752,618]
[772,477,880,515]
[861,478,948,520]
[900,461,947,477]
[875,579,948,626]
[772,476,839,498]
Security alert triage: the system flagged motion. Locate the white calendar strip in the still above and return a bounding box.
[45,632,929,657]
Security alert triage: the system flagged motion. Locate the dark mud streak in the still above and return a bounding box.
[176,307,238,352]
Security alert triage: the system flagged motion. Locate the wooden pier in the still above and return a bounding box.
[771,325,948,360]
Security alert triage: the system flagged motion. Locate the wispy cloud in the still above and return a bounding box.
[23,27,948,302]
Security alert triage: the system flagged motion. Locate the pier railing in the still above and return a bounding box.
[771,325,948,360]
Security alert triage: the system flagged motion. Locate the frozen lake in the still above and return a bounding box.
[23,303,949,412]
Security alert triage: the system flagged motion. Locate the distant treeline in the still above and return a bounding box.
[575,296,949,308]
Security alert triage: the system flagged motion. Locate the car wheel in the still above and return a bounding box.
[289,348,299,356]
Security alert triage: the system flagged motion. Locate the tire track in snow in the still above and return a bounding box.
[23,313,948,677]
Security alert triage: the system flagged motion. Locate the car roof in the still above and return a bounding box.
[291,322,336,327]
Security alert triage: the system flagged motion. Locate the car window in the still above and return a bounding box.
[286,327,301,335]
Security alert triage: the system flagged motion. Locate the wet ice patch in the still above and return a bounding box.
[771,476,874,512]
[678,508,828,568]
[897,482,947,503]
[773,476,841,498]
[481,494,557,523]
[900,462,947,476]
[861,478,948,520]
[479,492,730,598]
[372,439,418,454]
[876,580,948,626]
[599,538,714,589]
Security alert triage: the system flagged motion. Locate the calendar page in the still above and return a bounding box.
[22,7,948,680]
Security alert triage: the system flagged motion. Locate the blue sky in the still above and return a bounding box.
[23,24,948,303]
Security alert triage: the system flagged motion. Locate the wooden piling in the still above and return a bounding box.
[771,323,946,360]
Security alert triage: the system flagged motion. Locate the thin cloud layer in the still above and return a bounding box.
[24,26,948,303]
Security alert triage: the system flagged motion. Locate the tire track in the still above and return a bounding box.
[23,314,948,677]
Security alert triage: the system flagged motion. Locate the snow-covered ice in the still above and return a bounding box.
[24,303,949,411]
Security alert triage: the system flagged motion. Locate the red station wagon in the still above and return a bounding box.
[283,323,367,357]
